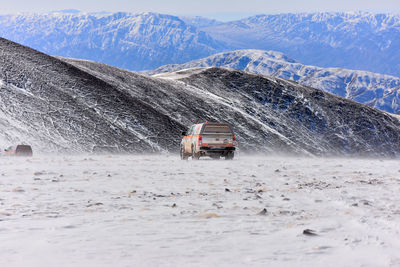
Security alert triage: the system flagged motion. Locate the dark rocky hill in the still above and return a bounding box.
[0,38,184,153]
[1,38,400,156]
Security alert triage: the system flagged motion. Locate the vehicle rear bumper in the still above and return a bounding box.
[199,146,235,152]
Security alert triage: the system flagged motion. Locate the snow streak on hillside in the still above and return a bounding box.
[146,49,400,114]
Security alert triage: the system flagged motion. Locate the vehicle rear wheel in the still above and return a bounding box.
[192,147,200,160]
[225,152,234,160]
[180,146,188,160]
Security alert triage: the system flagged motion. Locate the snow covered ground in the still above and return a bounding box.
[1,154,400,266]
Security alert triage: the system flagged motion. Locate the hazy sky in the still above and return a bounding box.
[1,0,399,20]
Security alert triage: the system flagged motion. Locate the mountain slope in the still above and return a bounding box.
[1,38,400,156]
[0,37,184,152]
[145,49,400,113]
[200,12,400,76]
[0,12,225,71]
[63,59,400,157]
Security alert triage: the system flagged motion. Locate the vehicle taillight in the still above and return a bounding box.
[232,135,237,146]
[198,135,202,146]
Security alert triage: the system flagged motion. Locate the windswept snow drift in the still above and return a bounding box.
[1,38,400,156]
[0,155,400,266]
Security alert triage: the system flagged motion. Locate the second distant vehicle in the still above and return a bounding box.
[180,122,236,160]
[4,145,33,157]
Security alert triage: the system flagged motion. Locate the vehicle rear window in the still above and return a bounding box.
[203,125,232,134]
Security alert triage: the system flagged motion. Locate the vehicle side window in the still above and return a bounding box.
[194,125,202,134]
[187,126,195,135]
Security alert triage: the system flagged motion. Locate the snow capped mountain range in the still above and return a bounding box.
[0,12,224,70]
[2,38,400,156]
[146,49,400,114]
[200,12,400,77]
[2,11,400,114]
[0,11,399,77]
